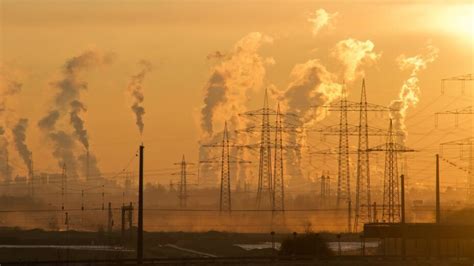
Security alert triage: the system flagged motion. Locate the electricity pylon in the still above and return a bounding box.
[312,79,396,231]
[337,86,351,209]
[368,119,415,223]
[238,90,299,210]
[441,73,473,95]
[257,89,273,210]
[172,156,194,209]
[220,122,231,212]
[435,106,473,128]
[200,122,251,213]
[355,80,370,232]
[440,137,474,202]
[273,104,284,212]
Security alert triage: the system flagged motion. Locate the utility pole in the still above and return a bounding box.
[61,163,67,210]
[436,155,440,224]
[107,202,113,234]
[137,144,144,264]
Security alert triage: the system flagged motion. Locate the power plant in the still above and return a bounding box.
[0,2,472,264]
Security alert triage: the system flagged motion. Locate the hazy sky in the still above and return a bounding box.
[0,0,472,188]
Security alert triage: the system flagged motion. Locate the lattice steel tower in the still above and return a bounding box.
[178,155,188,209]
[368,120,414,222]
[272,104,284,212]
[257,90,273,209]
[354,80,371,231]
[220,122,231,212]
[337,86,351,207]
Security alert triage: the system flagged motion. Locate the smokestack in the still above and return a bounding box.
[86,149,90,182]
[401,174,405,224]
[137,144,144,264]
[436,154,440,224]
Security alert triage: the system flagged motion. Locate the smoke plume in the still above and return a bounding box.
[281,59,342,181]
[307,9,337,36]
[200,32,274,138]
[390,44,439,143]
[49,131,78,179]
[127,60,152,136]
[0,67,22,182]
[199,32,273,187]
[332,38,380,82]
[70,100,88,150]
[38,50,114,177]
[12,119,33,173]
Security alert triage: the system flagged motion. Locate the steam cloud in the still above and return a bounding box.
[308,9,337,36]
[332,38,380,82]
[127,60,152,135]
[39,50,114,178]
[200,32,274,137]
[281,59,342,180]
[390,44,439,143]
[0,68,22,182]
[12,119,33,174]
[199,32,274,187]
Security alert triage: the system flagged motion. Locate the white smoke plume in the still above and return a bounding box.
[0,67,22,182]
[200,32,274,138]
[332,38,380,82]
[307,9,337,36]
[127,60,152,136]
[38,50,114,178]
[199,32,273,187]
[280,59,342,181]
[390,44,439,143]
[12,118,32,174]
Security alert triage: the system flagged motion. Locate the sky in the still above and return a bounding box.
[0,0,473,190]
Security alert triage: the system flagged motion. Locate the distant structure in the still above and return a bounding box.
[319,172,330,207]
[177,155,189,209]
[368,120,414,222]
[200,122,251,212]
[256,90,273,209]
[272,104,284,213]
[220,123,231,212]
[440,137,474,202]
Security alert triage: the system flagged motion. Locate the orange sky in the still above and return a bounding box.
[0,0,472,189]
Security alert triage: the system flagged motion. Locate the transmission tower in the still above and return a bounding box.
[368,119,415,223]
[273,104,284,212]
[435,106,473,128]
[355,80,370,232]
[312,79,396,230]
[172,155,194,209]
[257,89,273,209]
[220,122,231,212]
[337,86,351,208]
[441,73,473,95]
[440,137,474,202]
[200,123,251,212]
